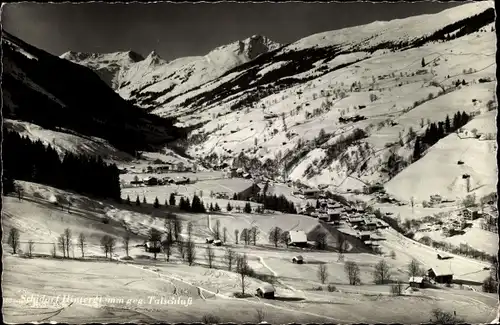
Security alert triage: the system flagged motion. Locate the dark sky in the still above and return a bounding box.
[2,2,461,61]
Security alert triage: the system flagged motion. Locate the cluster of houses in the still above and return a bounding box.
[129,176,192,187]
[119,162,195,175]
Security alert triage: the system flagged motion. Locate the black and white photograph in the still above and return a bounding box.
[1,1,498,323]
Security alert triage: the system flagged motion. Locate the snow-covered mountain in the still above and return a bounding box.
[62,34,283,110]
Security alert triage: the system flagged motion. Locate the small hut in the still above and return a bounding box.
[256,284,275,299]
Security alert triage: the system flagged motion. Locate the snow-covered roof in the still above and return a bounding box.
[293,255,304,260]
[213,239,222,244]
[428,265,453,277]
[257,284,275,293]
[409,276,424,283]
[289,230,307,243]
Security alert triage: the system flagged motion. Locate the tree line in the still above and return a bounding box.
[2,128,121,200]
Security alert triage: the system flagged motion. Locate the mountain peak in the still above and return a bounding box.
[145,50,165,65]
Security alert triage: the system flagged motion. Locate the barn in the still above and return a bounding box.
[427,267,453,284]
[237,183,261,201]
[256,284,275,299]
[409,276,425,288]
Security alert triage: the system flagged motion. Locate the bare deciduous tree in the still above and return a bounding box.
[234,229,239,244]
[268,227,282,247]
[122,233,130,257]
[317,264,329,284]
[222,227,227,243]
[27,240,34,258]
[251,226,259,246]
[64,228,72,258]
[187,221,193,241]
[373,259,392,284]
[315,232,327,250]
[148,228,162,260]
[186,240,196,266]
[223,247,235,271]
[174,218,183,243]
[205,245,215,268]
[162,235,173,262]
[58,234,67,258]
[78,233,86,258]
[344,261,361,285]
[240,228,251,245]
[214,219,221,240]
[8,228,20,254]
[236,254,253,295]
[337,232,346,254]
[407,258,422,277]
[255,308,266,323]
[280,231,290,248]
[178,241,186,261]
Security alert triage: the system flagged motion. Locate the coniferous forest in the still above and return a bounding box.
[2,128,121,200]
[413,111,471,161]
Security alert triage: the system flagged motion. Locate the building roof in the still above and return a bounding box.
[428,265,454,277]
[409,276,424,283]
[293,255,304,260]
[257,284,275,293]
[289,230,307,243]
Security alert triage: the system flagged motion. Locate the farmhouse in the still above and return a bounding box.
[237,183,261,201]
[143,177,159,186]
[409,276,425,288]
[348,216,365,225]
[144,241,161,253]
[430,194,442,204]
[463,207,481,220]
[363,220,378,231]
[427,266,453,284]
[358,231,371,241]
[288,230,308,247]
[303,189,321,199]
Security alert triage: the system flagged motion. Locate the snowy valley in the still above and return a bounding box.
[2,2,499,324]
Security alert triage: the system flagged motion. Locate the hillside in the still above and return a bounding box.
[2,30,186,155]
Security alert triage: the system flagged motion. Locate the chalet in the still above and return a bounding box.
[288,230,308,247]
[327,208,342,221]
[174,177,190,185]
[430,194,442,205]
[318,214,330,222]
[144,241,161,253]
[155,165,171,173]
[409,276,425,288]
[364,221,378,231]
[427,266,453,284]
[130,179,143,186]
[237,183,261,201]
[301,205,316,215]
[144,177,159,186]
[359,231,371,241]
[242,173,252,179]
[348,216,365,225]
[303,189,321,199]
[463,207,481,220]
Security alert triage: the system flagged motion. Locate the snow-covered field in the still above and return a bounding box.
[3,181,497,323]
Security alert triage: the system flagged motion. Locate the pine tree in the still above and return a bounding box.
[226,202,233,212]
[214,203,221,212]
[153,197,160,208]
[143,196,147,204]
[169,193,176,206]
[135,195,141,206]
[126,195,131,205]
[412,137,422,162]
[421,57,425,67]
[445,115,451,133]
[209,203,214,212]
